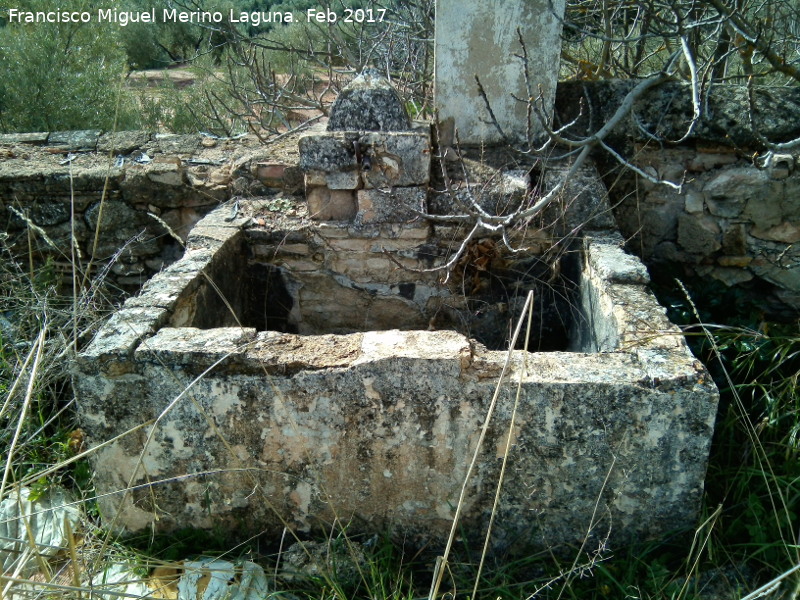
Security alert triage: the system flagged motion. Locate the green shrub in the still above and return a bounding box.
[0,3,136,132]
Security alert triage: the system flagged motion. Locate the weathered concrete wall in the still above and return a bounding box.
[74,205,717,552]
[434,0,565,144]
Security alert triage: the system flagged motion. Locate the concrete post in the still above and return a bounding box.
[434,0,565,145]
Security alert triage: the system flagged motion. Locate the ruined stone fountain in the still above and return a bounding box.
[74,69,718,554]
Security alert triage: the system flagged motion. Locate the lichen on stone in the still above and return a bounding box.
[327,68,411,132]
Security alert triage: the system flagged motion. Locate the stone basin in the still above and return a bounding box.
[74,198,718,553]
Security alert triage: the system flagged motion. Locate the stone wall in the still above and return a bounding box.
[555,81,800,311]
[6,79,799,310]
[617,147,800,309]
[0,130,276,292]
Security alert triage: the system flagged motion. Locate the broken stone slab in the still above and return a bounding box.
[135,327,257,371]
[0,487,82,577]
[185,207,246,250]
[573,235,683,354]
[0,132,49,145]
[584,232,650,284]
[327,69,411,132]
[76,306,170,375]
[124,264,210,313]
[178,558,270,600]
[97,131,151,155]
[48,130,102,151]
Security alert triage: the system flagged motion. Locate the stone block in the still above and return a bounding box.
[304,170,327,186]
[750,221,800,243]
[704,167,778,219]
[0,132,49,145]
[135,327,257,369]
[750,250,800,291]
[635,203,682,258]
[585,234,650,284]
[327,253,424,284]
[326,170,361,190]
[76,306,169,373]
[29,201,70,227]
[721,223,747,255]
[253,162,288,187]
[299,132,358,172]
[98,131,151,155]
[781,179,800,219]
[710,267,754,286]
[360,132,431,188]
[704,166,769,200]
[48,130,101,151]
[684,190,705,214]
[717,255,752,268]
[743,196,785,228]
[307,187,356,221]
[652,241,684,262]
[686,151,738,172]
[155,133,201,155]
[357,187,426,223]
[147,164,184,187]
[677,214,721,256]
[300,130,431,190]
[276,257,320,272]
[543,163,617,230]
[706,196,744,219]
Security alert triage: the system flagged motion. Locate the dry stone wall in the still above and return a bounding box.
[5,79,798,310]
[0,129,277,292]
[617,147,800,309]
[555,81,800,312]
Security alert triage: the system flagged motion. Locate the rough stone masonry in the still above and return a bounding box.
[73,71,718,554]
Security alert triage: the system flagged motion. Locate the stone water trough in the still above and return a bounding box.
[75,72,718,553]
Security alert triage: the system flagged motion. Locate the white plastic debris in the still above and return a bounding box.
[0,486,81,576]
[177,558,270,600]
[91,562,151,599]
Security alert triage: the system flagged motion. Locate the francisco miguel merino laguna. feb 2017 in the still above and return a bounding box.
[7,7,387,26]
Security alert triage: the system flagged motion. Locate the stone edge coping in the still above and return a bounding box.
[77,216,712,397]
[0,130,211,153]
[120,325,710,394]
